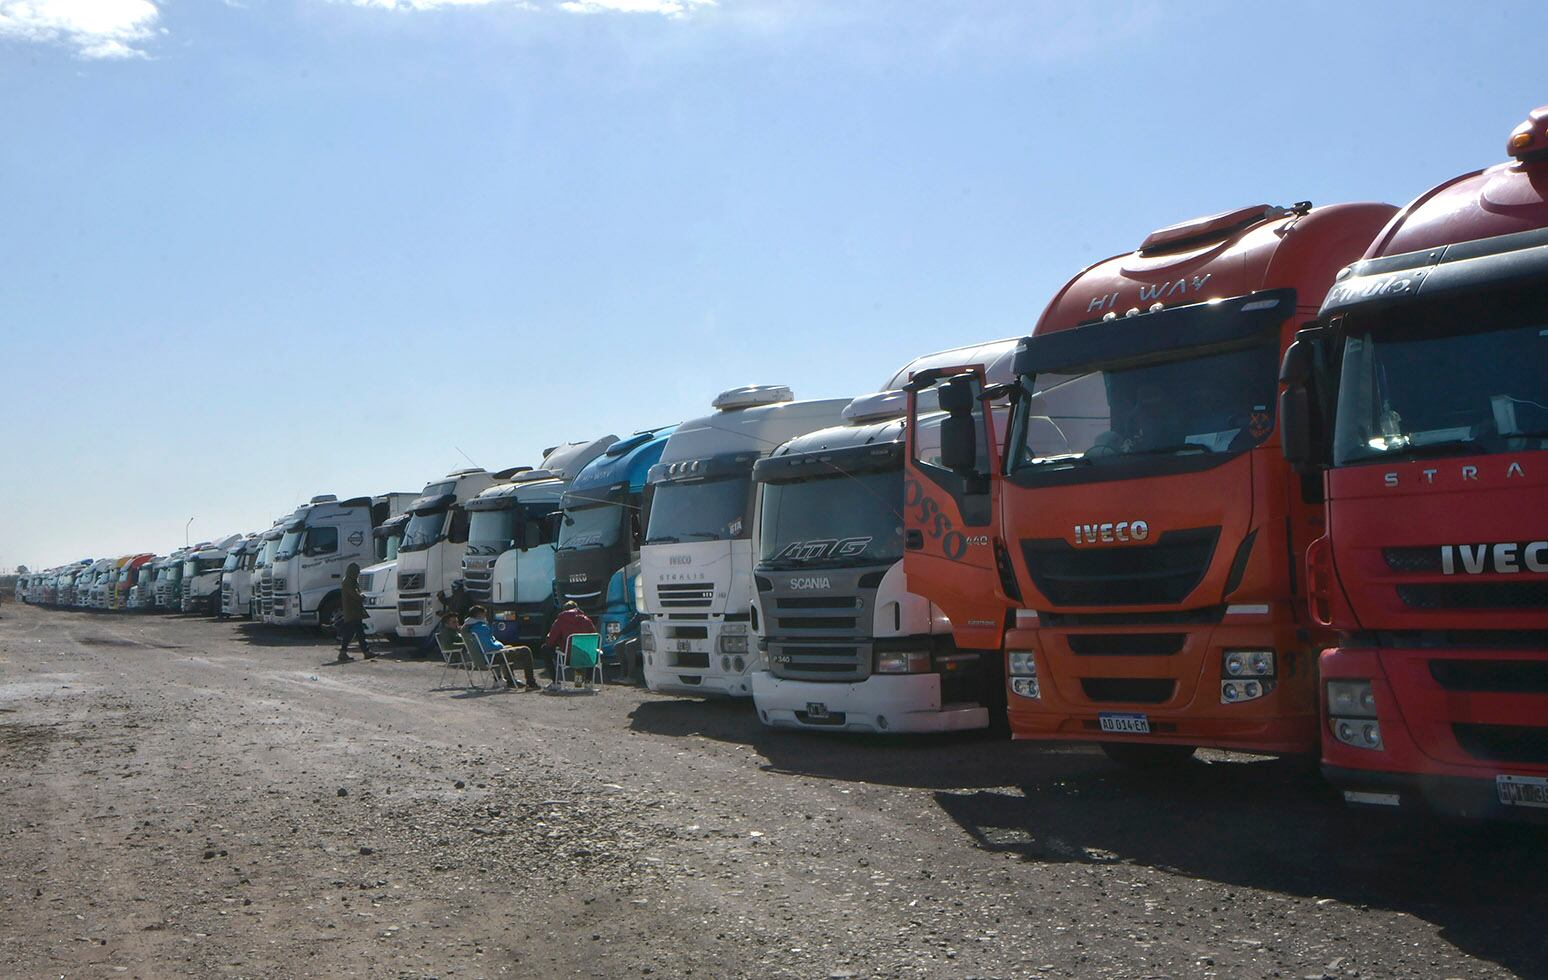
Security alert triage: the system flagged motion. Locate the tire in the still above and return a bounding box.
[1100,742,1198,769]
[207,593,221,618]
[979,649,1011,740]
[317,595,341,637]
[617,638,643,686]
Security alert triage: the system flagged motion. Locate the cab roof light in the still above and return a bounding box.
[712,385,794,411]
[1508,104,1548,160]
[1138,201,1311,255]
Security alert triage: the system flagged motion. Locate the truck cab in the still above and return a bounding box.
[219,537,259,618]
[362,512,410,638]
[640,387,850,698]
[907,201,1395,763]
[462,439,617,645]
[750,343,1020,734]
[151,552,186,611]
[269,494,412,630]
[181,536,240,615]
[126,558,158,610]
[395,469,505,638]
[554,427,679,676]
[1281,105,1548,819]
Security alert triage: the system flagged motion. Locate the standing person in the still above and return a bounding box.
[336,563,374,663]
[543,600,598,689]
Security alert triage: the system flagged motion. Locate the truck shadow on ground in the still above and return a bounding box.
[935,757,1548,978]
[232,623,338,649]
[627,697,1097,790]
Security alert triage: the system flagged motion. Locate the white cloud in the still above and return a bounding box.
[345,0,535,9]
[0,0,160,59]
[558,0,714,18]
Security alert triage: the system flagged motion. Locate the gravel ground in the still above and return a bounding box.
[0,600,1544,979]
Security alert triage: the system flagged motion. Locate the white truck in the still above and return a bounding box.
[462,438,617,645]
[83,559,114,609]
[639,387,850,698]
[395,469,508,639]
[181,535,243,615]
[152,551,189,611]
[749,339,1019,733]
[268,494,414,631]
[254,526,287,622]
[219,536,261,618]
[361,511,411,639]
[126,559,159,610]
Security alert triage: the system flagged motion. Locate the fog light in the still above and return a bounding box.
[1010,676,1040,699]
[733,655,745,673]
[720,655,732,672]
[1220,679,1267,704]
[1330,715,1383,751]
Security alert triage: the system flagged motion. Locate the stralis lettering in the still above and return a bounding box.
[1441,541,1548,575]
[1073,521,1150,545]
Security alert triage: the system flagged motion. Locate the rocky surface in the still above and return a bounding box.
[0,601,1542,978]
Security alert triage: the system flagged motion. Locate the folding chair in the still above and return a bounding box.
[460,627,517,691]
[435,628,474,689]
[554,632,604,691]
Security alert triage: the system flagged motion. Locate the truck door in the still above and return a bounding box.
[903,368,1014,652]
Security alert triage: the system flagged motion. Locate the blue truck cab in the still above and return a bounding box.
[553,425,677,677]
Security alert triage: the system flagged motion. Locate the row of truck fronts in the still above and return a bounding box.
[20,104,1548,822]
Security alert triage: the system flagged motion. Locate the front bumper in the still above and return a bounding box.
[751,671,988,734]
[364,602,396,637]
[396,594,434,637]
[269,595,308,627]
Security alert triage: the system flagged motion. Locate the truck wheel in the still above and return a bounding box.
[317,596,341,637]
[207,593,220,617]
[618,638,643,686]
[1100,742,1198,768]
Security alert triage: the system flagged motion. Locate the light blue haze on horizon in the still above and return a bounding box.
[0,0,1533,569]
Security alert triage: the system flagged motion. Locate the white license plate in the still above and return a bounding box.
[1497,774,1548,808]
[805,702,829,719]
[1098,712,1151,734]
[674,640,696,652]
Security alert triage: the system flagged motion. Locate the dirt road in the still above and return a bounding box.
[0,602,1543,978]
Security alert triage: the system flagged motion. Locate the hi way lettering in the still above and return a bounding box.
[1441,541,1548,575]
[1087,275,1212,314]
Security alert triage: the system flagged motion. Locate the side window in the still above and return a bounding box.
[307,526,339,556]
[448,508,471,545]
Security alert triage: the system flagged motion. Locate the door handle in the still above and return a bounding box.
[905,530,924,550]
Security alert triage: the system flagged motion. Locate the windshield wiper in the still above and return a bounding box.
[683,531,722,540]
[644,535,680,544]
[1123,443,1211,458]
[1026,455,1091,468]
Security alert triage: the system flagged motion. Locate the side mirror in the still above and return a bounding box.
[1278,339,1316,470]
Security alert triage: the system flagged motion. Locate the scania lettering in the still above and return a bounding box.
[553,426,678,678]
[1280,105,1548,819]
[640,386,848,698]
[751,349,1017,734]
[906,199,1396,764]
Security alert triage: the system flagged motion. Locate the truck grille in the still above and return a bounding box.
[1429,660,1548,693]
[271,576,287,593]
[1453,723,1548,765]
[657,582,714,609]
[399,571,425,592]
[1066,633,1185,656]
[398,598,426,626]
[1080,678,1176,704]
[1021,528,1220,606]
[1398,582,1548,611]
[766,594,868,681]
[1383,547,1443,573]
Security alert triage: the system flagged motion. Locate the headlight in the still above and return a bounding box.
[1008,651,1037,676]
[639,627,656,653]
[721,623,748,635]
[1327,680,1376,718]
[633,575,645,610]
[1223,649,1275,678]
[605,621,622,639]
[874,651,931,674]
[718,632,748,654]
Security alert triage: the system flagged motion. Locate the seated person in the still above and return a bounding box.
[436,611,466,655]
[545,600,599,689]
[464,605,539,690]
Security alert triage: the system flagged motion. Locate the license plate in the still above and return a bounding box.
[805,702,829,719]
[1098,712,1150,734]
[674,639,695,652]
[1497,774,1548,808]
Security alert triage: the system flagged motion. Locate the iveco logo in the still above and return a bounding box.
[669,555,692,566]
[1442,541,1548,575]
[568,573,588,583]
[1073,521,1149,545]
[789,577,831,590]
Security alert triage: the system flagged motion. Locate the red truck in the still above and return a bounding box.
[1280,105,1548,818]
[905,199,1394,763]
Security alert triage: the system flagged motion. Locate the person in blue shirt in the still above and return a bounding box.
[464,605,538,690]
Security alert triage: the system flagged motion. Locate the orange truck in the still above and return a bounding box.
[904,200,1394,763]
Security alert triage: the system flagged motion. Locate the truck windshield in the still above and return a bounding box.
[275,529,304,560]
[376,533,402,563]
[401,509,449,551]
[758,470,904,568]
[558,501,625,552]
[1333,311,1548,466]
[1009,343,1278,473]
[467,509,518,555]
[182,561,198,578]
[646,475,752,543]
[222,552,241,573]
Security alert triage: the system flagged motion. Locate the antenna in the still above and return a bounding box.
[186,517,194,548]
[454,445,478,468]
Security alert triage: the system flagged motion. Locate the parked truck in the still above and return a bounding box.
[463,439,617,646]
[639,387,850,698]
[219,536,260,618]
[362,512,410,639]
[180,536,241,615]
[749,341,1020,733]
[269,494,413,631]
[1279,105,1548,819]
[905,200,1395,764]
[554,427,678,678]
[395,469,508,639]
[126,558,160,610]
[115,554,156,610]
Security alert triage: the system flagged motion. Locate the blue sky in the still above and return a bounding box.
[0,0,1536,569]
